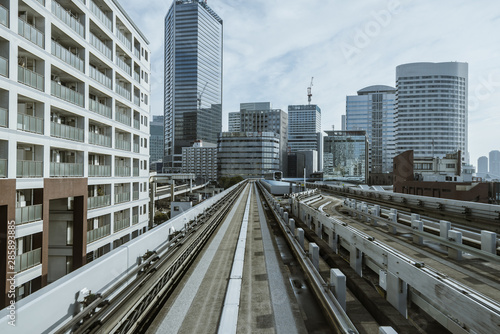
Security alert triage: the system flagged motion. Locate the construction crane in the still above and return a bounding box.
[197,82,208,109]
[307,77,314,105]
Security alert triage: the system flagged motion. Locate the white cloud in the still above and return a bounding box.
[119,0,500,165]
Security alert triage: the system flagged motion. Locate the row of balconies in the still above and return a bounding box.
[11,161,143,178]
[86,213,140,244]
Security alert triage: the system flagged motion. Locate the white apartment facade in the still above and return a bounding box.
[0,0,150,306]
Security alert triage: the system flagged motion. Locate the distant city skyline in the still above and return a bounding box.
[120,0,500,165]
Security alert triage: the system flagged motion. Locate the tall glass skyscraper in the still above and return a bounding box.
[164,0,223,171]
[395,62,468,159]
[346,86,396,174]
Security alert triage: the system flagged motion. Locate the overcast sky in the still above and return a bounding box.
[120,0,500,166]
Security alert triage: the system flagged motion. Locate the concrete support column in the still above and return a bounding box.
[330,269,346,311]
[372,205,380,226]
[412,220,424,245]
[440,220,451,239]
[387,213,397,234]
[283,211,288,224]
[329,231,338,253]
[481,231,497,254]
[350,199,357,217]
[386,272,408,317]
[362,203,369,222]
[448,230,463,260]
[279,207,284,218]
[289,218,295,233]
[379,327,398,334]
[171,179,175,202]
[411,213,420,223]
[350,247,362,276]
[297,228,305,250]
[309,243,319,270]
[316,221,322,238]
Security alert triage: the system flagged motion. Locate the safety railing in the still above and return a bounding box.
[87,224,111,243]
[88,99,112,118]
[17,160,43,178]
[88,194,111,209]
[51,40,84,72]
[18,66,44,91]
[51,1,85,38]
[51,81,84,107]
[18,113,44,134]
[18,17,44,48]
[51,122,84,142]
[50,162,84,177]
[88,131,111,147]
[15,248,41,273]
[88,164,111,177]
[15,204,42,225]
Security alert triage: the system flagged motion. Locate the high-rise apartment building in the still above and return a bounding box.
[150,115,164,164]
[182,141,217,182]
[163,0,223,172]
[490,150,500,176]
[477,156,488,174]
[0,0,151,306]
[346,85,396,174]
[228,111,240,132]
[395,62,468,159]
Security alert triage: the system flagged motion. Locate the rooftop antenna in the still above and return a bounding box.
[197,82,208,109]
[307,77,314,105]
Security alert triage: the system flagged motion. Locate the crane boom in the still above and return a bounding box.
[197,82,208,109]
[307,77,314,104]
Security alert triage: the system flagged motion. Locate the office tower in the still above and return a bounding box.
[287,104,322,172]
[395,62,468,159]
[0,0,151,306]
[182,141,217,182]
[218,132,281,179]
[490,150,500,176]
[323,131,369,183]
[228,112,240,132]
[235,102,288,172]
[164,0,223,172]
[346,85,396,174]
[150,115,164,164]
[477,156,488,174]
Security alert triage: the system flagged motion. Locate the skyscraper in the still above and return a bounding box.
[395,62,468,159]
[346,86,396,173]
[490,150,500,176]
[477,156,488,174]
[164,0,223,172]
[150,116,165,164]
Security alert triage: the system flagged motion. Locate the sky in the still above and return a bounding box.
[120,0,500,167]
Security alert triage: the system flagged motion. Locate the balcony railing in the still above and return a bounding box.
[51,81,84,107]
[0,4,8,27]
[116,29,131,50]
[134,95,140,106]
[18,66,44,91]
[133,119,140,130]
[115,165,130,177]
[133,71,140,83]
[0,159,6,177]
[51,40,84,72]
[0,107,7,127]
[116,112,131,126]
[50,162,83,177]
[133,191,139,200]
[87,224,110,244]
[116,84,131,100]
[51,122,84,142]
[18,113,44,134]
[88,99,112,118]
[0,55,8,77]
[133,143,139,153]
[88,131,111,147]
[89,32,112,60]
[88,194,111,209]
[133,167,139,176]
[89,66,112,89]
[116,57,131,75]
[88,164,111,177]
[18,18,44,48]
[115,139,131,151]
[15,204,43,225]
[51,1,85,38]
[90,0,112,31]
[17,160,43,178]
[15,248,41,273]
[115,192,130,204]
[114,218,129,232]
[132,214,139,225]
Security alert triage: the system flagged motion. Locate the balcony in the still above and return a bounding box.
[15,204,42,225]
[116,84,131,101]
[18,18,44,48]
[90,0,112,31]
[133,119,140,130]
[115,192,130,204]
[89,32,112,60]
[88,132,111,147]
[89,66,112,89]
[51,40,84,72]
[133,71,140,83]
[116,112,131,126]
[51,122,84,142]
[88,99,111,118]
[18,66,44,91]
[50,162,83,177]
[18,113,43,134]
[0,159,6,177]
[133,167,139,177]
[15,248,41,273]
[0,56,8,77]
[132,191,139,201]
[116,57,131,76]
[134,95,140,106]
[88,194,111,209]
[115,165,130,177]
[132,214,138,225]
[0,4,8,27]
[115,139,131,151]
[116,29,131,50]
[114,217,129,232]
[0,107,7,127]
[133,143,139,153]
[51,1,85,38]
[17,160,43,178]
[87,224,110,244]
[51,81,84,107]
[88,164,111,177]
